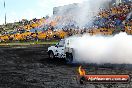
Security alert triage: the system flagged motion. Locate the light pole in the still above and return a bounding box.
[4,0,6,25]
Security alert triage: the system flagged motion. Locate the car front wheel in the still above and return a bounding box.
[48,51,55,59]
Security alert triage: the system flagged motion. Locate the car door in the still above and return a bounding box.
[56,40,65,58]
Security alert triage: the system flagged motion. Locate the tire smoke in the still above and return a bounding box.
[67,33,132,64]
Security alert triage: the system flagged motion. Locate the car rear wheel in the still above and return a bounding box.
[65,53,73,64]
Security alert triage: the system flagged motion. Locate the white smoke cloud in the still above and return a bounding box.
[67,33,132,64]
[55,0,112,27]
[54,0,87,7]
[75,0,111,27]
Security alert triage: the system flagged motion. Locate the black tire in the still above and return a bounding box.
[80,76,86,84]
[48,51,55,59]
[65,53,73,64]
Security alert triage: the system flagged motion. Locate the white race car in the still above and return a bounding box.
[47,39,74,63]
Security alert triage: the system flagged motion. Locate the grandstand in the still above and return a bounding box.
[0,0,131,43]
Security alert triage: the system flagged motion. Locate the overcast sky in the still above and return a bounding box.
[0,0,87,24]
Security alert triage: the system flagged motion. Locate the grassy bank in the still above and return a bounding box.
[0,41,58,46]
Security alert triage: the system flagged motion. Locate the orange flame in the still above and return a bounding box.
[78,66,86,76]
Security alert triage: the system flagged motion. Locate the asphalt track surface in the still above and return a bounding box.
[0,45,132,88]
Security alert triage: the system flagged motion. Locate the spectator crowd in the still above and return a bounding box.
[0,1,131,42]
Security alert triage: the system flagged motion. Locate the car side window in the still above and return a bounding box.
[58,40,65,47]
